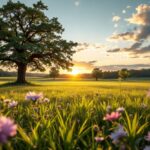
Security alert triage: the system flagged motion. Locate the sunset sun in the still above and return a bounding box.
[71,69,80,76]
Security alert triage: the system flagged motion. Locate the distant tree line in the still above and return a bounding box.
[92,68,150,80]
[0,69,16,77]
[59,68,150,79]
[0,68,150,79]
[0,69,44,77]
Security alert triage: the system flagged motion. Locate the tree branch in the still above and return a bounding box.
[0,57,18,63]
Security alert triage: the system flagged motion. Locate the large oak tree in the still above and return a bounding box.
[0,1,77,83]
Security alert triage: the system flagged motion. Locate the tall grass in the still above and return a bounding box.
[0,80,149,149]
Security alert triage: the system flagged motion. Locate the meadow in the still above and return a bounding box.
[0,77,150,150]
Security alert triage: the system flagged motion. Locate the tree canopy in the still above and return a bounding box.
[118,69,130,80]
[49,67,59,80]
[0,0,77,83]
[92,68,102,81]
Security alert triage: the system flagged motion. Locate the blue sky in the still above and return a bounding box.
[1,0,145,42]
[1,0,150,73]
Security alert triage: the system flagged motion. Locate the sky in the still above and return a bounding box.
[1,0,150,73]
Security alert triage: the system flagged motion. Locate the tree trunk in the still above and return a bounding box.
[16,63,27,84]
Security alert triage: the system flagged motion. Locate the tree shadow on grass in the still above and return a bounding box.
[0,81,42,88]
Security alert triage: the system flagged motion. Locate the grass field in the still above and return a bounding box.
[0,77,150,150]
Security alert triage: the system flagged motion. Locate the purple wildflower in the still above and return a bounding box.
[144,146,150,150]
[93,124,99,132]
[25,92,43,101]
[0,116,17,143]
[116,107,125,113]
[8,101,18,108]
[110,125,127,144]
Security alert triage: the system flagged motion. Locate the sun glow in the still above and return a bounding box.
[70,69,79,76]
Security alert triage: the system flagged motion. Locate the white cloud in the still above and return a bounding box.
[73,60,96,70]
[127,4,150,25]
[127,6,131,9]
[74,1,80,6]
[114,24,118,28]
[122,10,126,14]
[107,4,150,57]
[99,64,150,71]
[108,4,150,58]
[74,42,106,52]
[112,16,121,22]
[109,4,150,42]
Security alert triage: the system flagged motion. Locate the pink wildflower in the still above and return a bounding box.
[43,98,50,103]
[147,89,150,98]
[104,112,121,121]
[94,137,104,142]
[145,132,150,142]
[3,99,11,104]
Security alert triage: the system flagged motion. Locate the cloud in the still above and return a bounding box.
[73,61,150,71]
[74,0,80,6]
[107,41,150,55]
[114,24,118,28]
[122,10,126,14]
[109,25,150,42]
[99,64,150,71]
[127,4,150,25]
[107,4,150,56]
[88,60,97,64]
[136,26,150,40]
[74,42,106,52]
[127,6,131,9]
[107,48,120,53]
[134,44,150,54]
[130,55,140,59]
[112,16,121,22]
[109,31,137,41]
[143,55,150,58]
[73,60,96,70]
